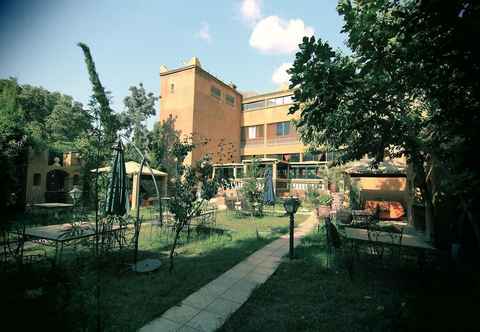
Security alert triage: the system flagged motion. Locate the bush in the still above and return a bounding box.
[336,208,353,224]
[306,189,332,207]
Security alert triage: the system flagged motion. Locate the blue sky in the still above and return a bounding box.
[0,0,347,126]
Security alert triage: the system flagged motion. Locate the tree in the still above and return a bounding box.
[0,79,28,218]
[0,78,89,215]
[289,0,480,248]
[122,83,158,152]
[148,115,181,177]
[45,94,91,150]
[166,137,220,272]
[336,0,480,249]
[239,158,264,238]
[78,42,120,145]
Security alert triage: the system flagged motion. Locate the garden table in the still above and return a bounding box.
[343,226,436,268]
[23,222,127,264]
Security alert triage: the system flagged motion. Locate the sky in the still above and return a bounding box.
[0,0,348,127]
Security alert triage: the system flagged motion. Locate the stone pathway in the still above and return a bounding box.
[139,214,317,332]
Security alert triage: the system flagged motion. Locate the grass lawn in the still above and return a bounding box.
[219,231,480,332]
[1,211,308,332]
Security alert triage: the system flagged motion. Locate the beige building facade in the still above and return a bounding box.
[158,58,332,197]
[159,57,242,165]
[25,150,82,204]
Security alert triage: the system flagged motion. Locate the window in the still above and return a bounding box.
[276,122,290,136]
[248,126,257,139]
[73,174,80,186]
[225,94,235,106]
[211,86,221,98]
[33,173,41,186]
[242,100,265,111]
[241,125,263,141]
[170,83,175,93]
[283,95,293,104]
[266,94,294,107]
[266,96,283,107]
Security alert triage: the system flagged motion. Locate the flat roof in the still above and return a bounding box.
[243,89,294,103]
[160,64,242,97]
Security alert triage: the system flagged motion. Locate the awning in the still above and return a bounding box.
[92,161,167,176]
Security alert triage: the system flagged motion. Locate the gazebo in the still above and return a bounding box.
[93,161,168,210]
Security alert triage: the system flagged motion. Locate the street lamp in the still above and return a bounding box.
[69,185,82,226]
[284,196,301,259]
[69,185,82,206]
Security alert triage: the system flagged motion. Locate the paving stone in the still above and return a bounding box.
[139,318,181,332]
[229,261,256,275]
[205,298,240,317]
[140,215,317,332]
[182,290,217,310]
[162,304,200,324]
[211,274,241,289]
[175,325,200,332]
[254,264,277,276]
[244,271,271,284]
[186,310,226,332]
[221,280,258,304]
[200,282,230,297]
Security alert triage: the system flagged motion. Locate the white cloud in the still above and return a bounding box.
[241,0,262,24]
[249,16,314,54]
[272,62,292,85]
[197,22,212,43]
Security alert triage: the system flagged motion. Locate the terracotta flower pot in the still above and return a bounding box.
[328,182,337,193]
[316,205,331,218]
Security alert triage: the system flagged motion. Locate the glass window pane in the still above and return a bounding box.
[283,95,293,104]
[248,127,256,139]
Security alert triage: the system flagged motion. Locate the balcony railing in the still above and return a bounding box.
[266,136,300,146]
[240,139,264,148]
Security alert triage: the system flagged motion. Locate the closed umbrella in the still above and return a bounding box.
[105,140,127,216]
[263,168,276,206]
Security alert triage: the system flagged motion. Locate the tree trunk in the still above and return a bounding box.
[169,224,183,273]
[406,161,416,226]
[424,186,434,241]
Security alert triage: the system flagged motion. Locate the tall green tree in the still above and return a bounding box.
[0,79,28,217]
[78,42,120,145]
[147,115,181,177]
[289,0,480,248]
[122,83,157,152]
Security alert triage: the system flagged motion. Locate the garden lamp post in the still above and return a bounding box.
[284,196,301,259]
[69,185,82,206]
[69,186,82,224]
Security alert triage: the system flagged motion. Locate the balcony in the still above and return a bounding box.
[240,139,264,148]
[266,136,301,146]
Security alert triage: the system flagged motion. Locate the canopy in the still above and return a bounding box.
[93,161,167,177]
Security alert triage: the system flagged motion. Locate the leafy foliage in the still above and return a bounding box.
[121,83,158,157]
[239,159,264,210]
[289,0,480,248]
[166,137,221,272]
[147,115,181,177]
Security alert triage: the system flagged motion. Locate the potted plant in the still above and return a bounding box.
[327,168,341,193]
[307,190,332,218]
[317,192,333,216]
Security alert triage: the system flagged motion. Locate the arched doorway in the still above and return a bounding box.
[45,169,68,202]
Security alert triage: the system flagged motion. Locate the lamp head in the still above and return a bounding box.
[69,185,82,201]
[283,196,300,215]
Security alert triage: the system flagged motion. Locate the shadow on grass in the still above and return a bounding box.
[0,228,285,332]
[219,231,480,332]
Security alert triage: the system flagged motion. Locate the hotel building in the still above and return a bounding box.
[159,57,332,196]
